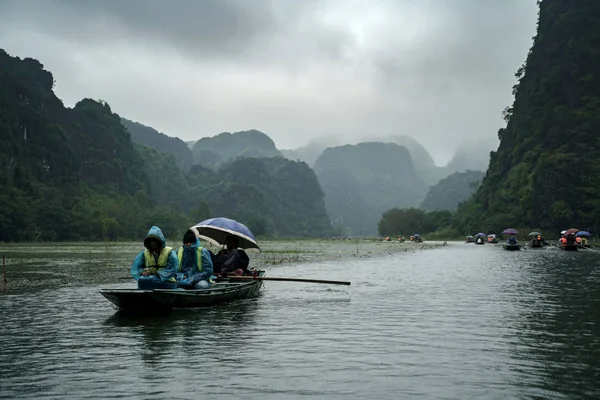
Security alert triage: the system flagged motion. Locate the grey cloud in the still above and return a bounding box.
[0,0,539,164]
[0,0,354,65]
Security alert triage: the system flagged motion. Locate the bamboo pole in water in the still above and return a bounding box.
[222,275,351,286]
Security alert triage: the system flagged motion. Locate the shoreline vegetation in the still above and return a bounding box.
[0,239,447,295]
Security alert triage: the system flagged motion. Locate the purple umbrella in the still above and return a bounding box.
[192,217,260,251]
[476,232,486,237]
[503,228,519,235]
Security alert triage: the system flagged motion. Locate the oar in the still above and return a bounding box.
[219,275,351,286]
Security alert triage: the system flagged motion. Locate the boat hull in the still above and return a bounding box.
[503,244,521,251]
[101,273,265,312]
[560,245,578,251]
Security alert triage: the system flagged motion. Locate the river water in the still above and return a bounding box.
[1,242,600,399]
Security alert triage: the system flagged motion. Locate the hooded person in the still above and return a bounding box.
[131,226,178,290]
[175,229,214,289]
[214,235,250,277]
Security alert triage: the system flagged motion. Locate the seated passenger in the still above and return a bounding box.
[507,235,518,245]
[131,226,178,290]
[175,229,214,289]
[213,235,249,277]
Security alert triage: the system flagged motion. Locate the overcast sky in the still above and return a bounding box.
[0,0,538,165]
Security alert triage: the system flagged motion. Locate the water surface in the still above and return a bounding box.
[1,242,599,399]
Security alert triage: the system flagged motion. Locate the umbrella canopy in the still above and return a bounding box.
[576,231,591,237]
[560,230,567,235]
[476,232,486,237]
[528,231,542,236]
[503,228,519,235]
[192,217,260,252]
[413,233,420,236]
[565,228,579,235]
[487,234,496,237]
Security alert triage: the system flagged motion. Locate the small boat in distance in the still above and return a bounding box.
[503,243,521,251]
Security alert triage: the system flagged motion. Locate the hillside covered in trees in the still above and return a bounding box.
[0,50,331,241]
[121,117,194,171]
[191,130,282,170]
[453,0,600,234]
[314,142,429,235]
[420,170,485,212]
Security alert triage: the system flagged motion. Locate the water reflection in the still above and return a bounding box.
[507,248,600,399]
[2,243,600,399]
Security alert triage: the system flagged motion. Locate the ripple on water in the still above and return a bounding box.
[1,243,600,399]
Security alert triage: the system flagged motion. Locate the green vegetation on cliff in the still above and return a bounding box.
[0,50,331,241]
[191,130,282,169]
[121,117,194,171]
[420,170,485,212]
[188,157,332,237]
[453,0,600,234]
[314,142,429,235]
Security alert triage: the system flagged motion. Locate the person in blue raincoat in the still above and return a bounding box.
[131,226,178,290]
[175,229,214,289]
[507,235,518,245]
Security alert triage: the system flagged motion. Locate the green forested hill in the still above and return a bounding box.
[314,142,429,235]
[188,157,332,237]
[421,170,485,211]
[191,130,282,169]
[121,117,194,171]
[453,0,600,234]
[0,50,331,241]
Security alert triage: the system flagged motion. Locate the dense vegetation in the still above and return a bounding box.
[0,50,331,241]
[190,157,332,237]
[314,142,429,235]
[378,208,452,237]
[121,117,194,171]
[191,130,282,170]
[420,170,485,211]
[452,0,600,235]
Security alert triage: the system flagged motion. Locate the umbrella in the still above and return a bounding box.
[560,230,567,235]
[503,228,518,235]
[192,217,260,252]
[565,228,579,235]
[414,233,420,237]
[528,231,542,236]
[476,232,486,237]
[576,231,591,237]
[466,235,473,238]
[487,234,496,237]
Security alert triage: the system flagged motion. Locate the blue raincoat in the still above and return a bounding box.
[507,236,518,245]
[131,226,178,289]
[176,237,214,289]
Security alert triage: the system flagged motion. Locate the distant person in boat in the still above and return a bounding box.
[213,235,250,277]
[175,229,214,289]
[507,235,518,245]
[130,226,178,290]
[575,236,582,246]
[560,236,567,247]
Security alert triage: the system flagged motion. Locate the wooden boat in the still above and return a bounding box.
[559,244,578,251]
[100,271,266,312]
[503,244,521,251]
[530,242,543,248]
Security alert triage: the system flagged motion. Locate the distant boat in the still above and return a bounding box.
[503,243,521,251]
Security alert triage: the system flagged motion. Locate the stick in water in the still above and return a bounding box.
[221,275,351,286]
[2,255,7,284]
